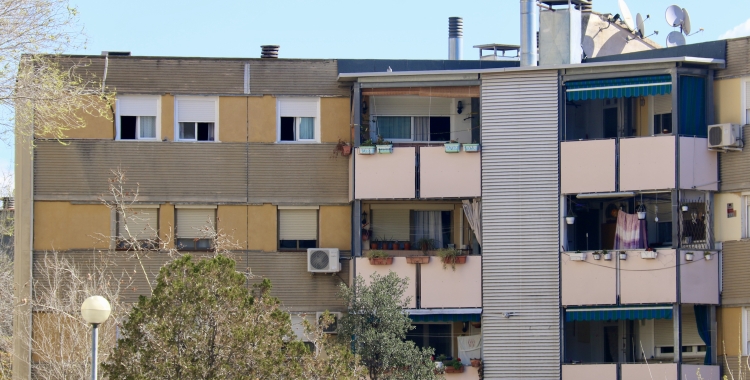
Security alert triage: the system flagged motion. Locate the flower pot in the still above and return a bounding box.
[368,257,393,265]
[444,142,460,153]
[359,146,376,155]
[640,251,658,259]
[341,145,352,156]
[704,253,712,260]
[619,252,628,260]
[406,256,430,264]
[565,216,576,225]
[569,252,587,261]
[470,359,481,368]
[378,242,386,250]
[376,144,393,154]
[370,242,378,250]
[403,241,411,250]
[463,143,480,152]
[593,253,601,260]
[442,256,467,265]
[445,366,464,373]
[637,211,647,220]
[392,242,400,250]
[604,253,612,260]
[685,252,694,261]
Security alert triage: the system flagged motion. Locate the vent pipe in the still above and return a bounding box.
[448,17,463,60]
[520,0,538,67]
[261,45,279,59]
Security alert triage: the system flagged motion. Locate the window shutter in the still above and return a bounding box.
[746,308,750,354]
[177,98,216,122]
[176,209,215,238]
[279,209,318,240]
[745,81,750,110]
[653,94,672,115]
[372,209,410,241]
[653,310,704,348]
[119,208,157,240]
[118,96,158,116]
[278,98,318,117]
[653,318,673,347]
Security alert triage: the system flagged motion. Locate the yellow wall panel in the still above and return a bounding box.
[219,96,247,142]
[320,97,351,143]
[718,307,743,356]
[319,205,351,250]
[36,96,113,139]
[33,202,110,250]
[217,205,248,249]
[159,203,174,249]
[161,94,174,141]
[248,204,277,251]
[715,192,743,242]
[714,78,743,125]
[249,96,276,143]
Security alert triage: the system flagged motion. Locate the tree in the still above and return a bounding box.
[338,272,438,380]
[103,255,364,380]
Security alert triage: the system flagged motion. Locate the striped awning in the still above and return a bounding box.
[565,305,673,321]
[406,308,481,322]
[566,75,672,101]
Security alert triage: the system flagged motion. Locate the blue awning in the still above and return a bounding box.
[565,305,673,321]
[406,308,481,322]
[566,75,672,101]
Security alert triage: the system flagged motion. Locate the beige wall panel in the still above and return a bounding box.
[249,96,276,143]
[37,96,113,139]
[561,251,617,305]
[714,192,742,242]
[320,97,350,143]
[621,364,676,380]
[248,204,277,252]
[161,94,174,141]
[419,147,481,198]
[217,205,248,249]
[319,205,351,250]
[715,78,744,125]
[219,96,247,142]
[562,364,617,380]
[679,137,718,191]
[561,140,616,194]
[620,135,675,191]
[421,256,481,308]
[159,203,175,249]
[33,202,110,250]
[680,250,720,305]
[355,257,416,308]
[354,147,415,199]
[620,249,677,304]
[718,307,742,356]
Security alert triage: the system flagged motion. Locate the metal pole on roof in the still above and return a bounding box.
[520,0,538,67]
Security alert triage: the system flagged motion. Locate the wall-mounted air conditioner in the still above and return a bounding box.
[707,123,743,151]
[315,311,343,333]
[307,248,340,273]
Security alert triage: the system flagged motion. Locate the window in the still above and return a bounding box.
[175,206,216,250]
[651,95,673,134]
[116,207,158,249]
[406,324,452,357]
[278,98,319,142]
[175,97,218,142]
[116,96,159,140]
[278,207,318,250]
[375,116,451,142]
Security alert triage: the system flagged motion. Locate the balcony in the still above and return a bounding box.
[354,146,480,200]
[561,249,719,306]
[562,364,719,380]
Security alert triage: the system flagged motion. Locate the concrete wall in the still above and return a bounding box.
[421,256,481,308]
[161,94,174,141]
[38,96,113,139]
[159,203,175,249]
[680,250,720,305]
[561,252,617,306]
[620,249,676,304]
[562,364,617,380]
[320,97,350,143]
[248,95,276,143]
[717,307,742,357]
[419,147,480,198]
[679,137,718,191]
[248,204,277,252]
[33,202,110,250]
[620,136,675,191]
[355,257,416,308]
[714,192,742,242]
[561,140,616,194]
[218,96,247,142]
[354,147,415,199]
[319,205,351,250]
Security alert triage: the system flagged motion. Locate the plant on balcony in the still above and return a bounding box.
[406,256,430,264]
[619,251,628,260]
[592,251,602,260]
[332,138,352,158]
[367,250,393,265]
[685,251,694,261]
[704,251,712,260]
[602,249,612,261]
[417,237,435,254]
[470,358,482,368]
[640,249,658,259]
[442,358,464,373]
[403,241,411,250]
[375,135,393,154]
[569,250,586,261]
[463,140,480,152]
[370,235,379,250]
[359,139,376,155]
[438,248,467,271]
[444,139,461,153]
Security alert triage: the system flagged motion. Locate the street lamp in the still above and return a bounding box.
[81,296,111,380]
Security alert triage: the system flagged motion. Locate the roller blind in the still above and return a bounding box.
[176,209,215,238]
[372,209,410,241]
[279,209,318,240]
[119,208,157,240]
[654,311,703,347]
[370,96,451,116]
[653,94,672,115]
[118,96,158,116]
[177,98,216,122]
[278,98,318,117]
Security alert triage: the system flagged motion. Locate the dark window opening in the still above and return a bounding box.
[120,116,137,139]
[197,123,214,141]
[280,239,317,250]
[176,238,213,250]
[660,346,675,354]
[281,117,295,141]
[406,324,452,358]
[603,107,618,139]
[654,114,672,134]
[429,117,450,141]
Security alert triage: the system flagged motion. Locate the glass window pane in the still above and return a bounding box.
[139,116,156,138]
[280,240,297,249]
[299,240,317,249]
[377,116,411,139]
[180,122,195,139]
[280,117,295,141]
[429,117,451,141]
[299,117,315,140]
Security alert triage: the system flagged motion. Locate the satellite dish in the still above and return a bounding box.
[582,36,595,57]
[665,5,684,27]
[636,13,645,38]
[618,0,636,30]
[681,8,691,35]
[666,31,686,47]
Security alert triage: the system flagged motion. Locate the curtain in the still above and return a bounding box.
[462,200,482,245]
[614,211,648,249]
[412,211,443,248]
[679,76,706,137]
[414,117,430,141]
[376,116,410,139]
[694,305,711,365]
[139,116,156,138]
[299,117,315,139]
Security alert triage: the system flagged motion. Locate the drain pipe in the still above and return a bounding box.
[520,0,538,67]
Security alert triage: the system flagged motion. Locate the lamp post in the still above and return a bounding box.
[81,296,111,380]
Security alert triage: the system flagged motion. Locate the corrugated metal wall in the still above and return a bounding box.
[481,70,561,379]
[721,240,750,306]
[719,126,750,192]
[716,37,750,80]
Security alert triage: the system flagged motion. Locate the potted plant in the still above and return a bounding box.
[375,136,393,154]
[565,210,576,225]
[444,139,461,153]
[332,138,352,158]
[359,139,376,155]
[443,359,464,373]
[417,237,435,254]
[367,250,393,265]
[636,203,647,220]
[438,248,467,270]
[403,241,411,250]
[603,249,612,261]
[370,236,378,250]
[391,238,400,250]
[619,250,628,260]
[640,249,658,259]
[406,256,430,264]
[569,250,586,261]
[592,251,602,260]
[704,251,712,260]
[463,140,480,152]
[470,358,482,368]
[685,251,694,261]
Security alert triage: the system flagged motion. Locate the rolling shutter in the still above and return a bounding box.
[372,209,410,241]
[118,96,158,116]
[177,98,216,122]
[370,96,451,116]
[279,209,318,240]
[176,208,215,238]
[654,310,703,347]
[278,98,318,117]
[119,208,157,240]
[653,94,672,115]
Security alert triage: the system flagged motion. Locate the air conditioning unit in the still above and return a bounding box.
[707,123,743,151]
[307,248,340,273]
[315,311,342,333]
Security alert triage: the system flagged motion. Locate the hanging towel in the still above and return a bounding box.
[614,210,648,249]
[457,334,482,364]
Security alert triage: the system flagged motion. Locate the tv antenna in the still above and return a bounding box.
[666,31,686,47]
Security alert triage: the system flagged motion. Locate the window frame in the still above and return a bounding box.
[115,95,161,141]
[744,307,750,356]
[371,115,453,143]
[174,205,217,251]
[276,97,321,143]
[277,206,319,251]
[115,205,160,250]
[742,77,750,125]
[174,96,220,142]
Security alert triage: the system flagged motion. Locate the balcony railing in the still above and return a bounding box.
[562,364,720,380]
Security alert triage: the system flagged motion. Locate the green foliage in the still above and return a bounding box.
[338,273,438,380]
[416,237,435,254]
[366,250,389,259]
[437,248,466,271]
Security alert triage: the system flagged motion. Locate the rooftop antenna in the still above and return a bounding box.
[618,0,636,31]
[681,8,691,35]
[665,5,688,47]
[666,31,686,47]
[665,5,684,27]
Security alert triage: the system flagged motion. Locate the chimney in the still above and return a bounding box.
[520,0,538,67]
[261,45,279,59]
[448,17,463,60]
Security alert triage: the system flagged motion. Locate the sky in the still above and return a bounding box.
[1,0,749,191]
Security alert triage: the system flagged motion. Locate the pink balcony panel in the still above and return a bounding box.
[562,364,617,380]
[679,137,718,191]
[420,256,481,309]
[620,249,677,304]
[680,250,720,305]
[622,364,677,380]
[419,146,480,198]
[620,136,676,191]
[561,251,616,306]
[561,140,615,194]
[354,147,415,199]
[355,257,416,308]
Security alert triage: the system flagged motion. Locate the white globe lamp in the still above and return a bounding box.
[81,296,111,380]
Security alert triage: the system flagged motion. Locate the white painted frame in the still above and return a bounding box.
[370,115,453,143]
[741,77,750,125]
[276,97,321,143]
[174,96,220,142]
[743,307,750,356]
[115,95,161,141]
